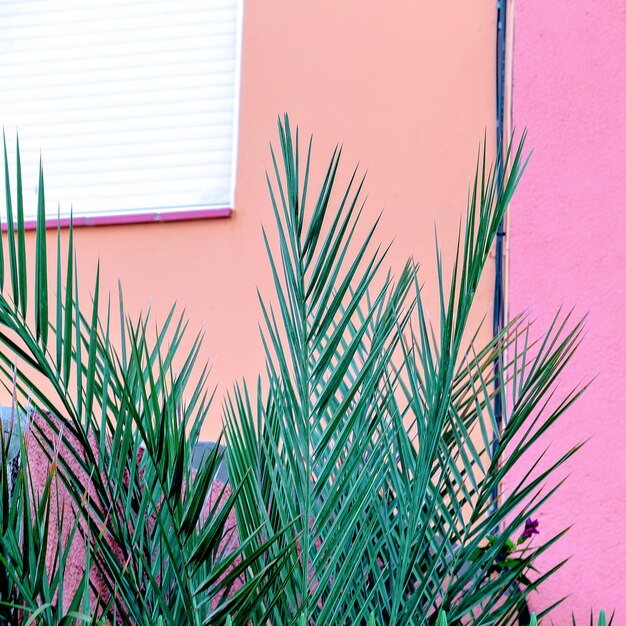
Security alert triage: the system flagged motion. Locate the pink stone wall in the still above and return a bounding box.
[509,1,626,619]
[24,412,238,618]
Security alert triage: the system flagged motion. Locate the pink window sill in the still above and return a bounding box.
[2,207,233,231]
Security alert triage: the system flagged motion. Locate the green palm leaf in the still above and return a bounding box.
[226,118,585,626]
[0,135,287,626]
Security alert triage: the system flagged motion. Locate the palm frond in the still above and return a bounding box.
[0,134,286,626]
[226,118,585,626]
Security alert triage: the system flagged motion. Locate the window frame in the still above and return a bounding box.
[1,0,244,230]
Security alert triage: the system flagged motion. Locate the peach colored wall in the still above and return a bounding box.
[509,0,626,619]
[9,2,497,441]
[3,3,506,619]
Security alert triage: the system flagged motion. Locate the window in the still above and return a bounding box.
[0,0,243,225]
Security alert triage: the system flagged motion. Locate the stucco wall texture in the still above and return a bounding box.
[509,0,626,619]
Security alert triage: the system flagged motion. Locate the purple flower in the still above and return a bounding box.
[520,517,540,541]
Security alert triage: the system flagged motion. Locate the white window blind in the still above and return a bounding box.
[0,0,242,224]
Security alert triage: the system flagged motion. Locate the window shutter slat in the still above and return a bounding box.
[1,0,241,221]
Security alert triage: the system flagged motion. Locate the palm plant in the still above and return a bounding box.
[0,117,591,625]
[527,610,613,626]
[0,420,95,626]
[225,117,585,625]
[0,136,289,625]
[569,611,613,626]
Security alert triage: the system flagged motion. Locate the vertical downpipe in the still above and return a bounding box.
[491,0,508,509]
[491,4,532,623]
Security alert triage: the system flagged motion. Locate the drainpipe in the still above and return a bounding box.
[492,4,531,624]
[491,0,508,499]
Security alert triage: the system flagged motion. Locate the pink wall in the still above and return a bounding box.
[509,1,626,619]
